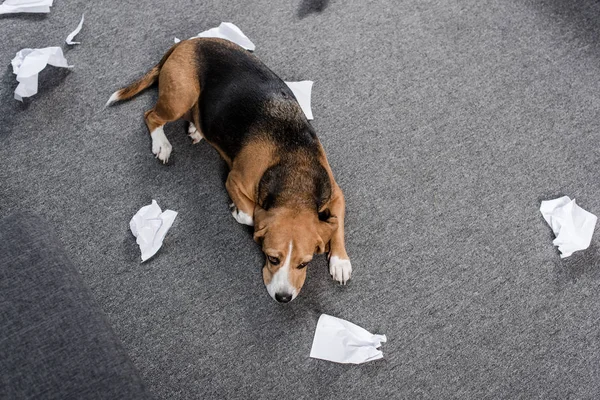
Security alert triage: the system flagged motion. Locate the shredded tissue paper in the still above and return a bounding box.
[11,47,72,101]
[310,314,387,364]
[174,23,314,120]
[540,196,597,258]
[174,22,256,50]
[0,0,53,14]
[66,14,85,45]
[130,200,178,262]
[284,80,314,120]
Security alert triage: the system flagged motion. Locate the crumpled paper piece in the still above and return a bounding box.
[540,196,597,258]
[11,47,72,101]
[66,14,84,45]
[285,81,313,120]
[174,22,255,50]
[130,200,178,262]
[0,0,53,14]
[310,314,387,364]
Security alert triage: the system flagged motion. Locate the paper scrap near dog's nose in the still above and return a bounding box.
[66,14,85,45]
[11,47,72,101]
[0,0,53,14]
[540,196,597,258]
[285,81,314,120]
[174,22,256,51]
[130,200,178,262]
[310,314,387,364]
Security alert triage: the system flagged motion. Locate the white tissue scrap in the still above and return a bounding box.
[130,200,178,262]
[310,314,387,364]
[285,81,314,120]
[540,196,597,258]
[174,22,256,51]
[66,14,85,45]
[0,0,53,14]
[11,47,72,101]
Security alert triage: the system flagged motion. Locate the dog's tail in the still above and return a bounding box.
[105,42,181,107]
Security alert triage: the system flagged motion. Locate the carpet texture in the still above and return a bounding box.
[0,213,152,399]
[1,0,600,398]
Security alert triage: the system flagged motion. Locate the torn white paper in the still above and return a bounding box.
[0,0,53,14]
[310,314,387,364]
[66,14,84,45]
[130,200,178,262]
[174,22,256,51]
[285,81,314,120]
[540,196,597,258]
[11,47,72,101]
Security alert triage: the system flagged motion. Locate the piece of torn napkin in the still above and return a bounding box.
[11,47,72,101]
[174,22,255,51]
[66,14,84,45]
[310,314,387,364]
[130,200,178,262]
[540,196,597,258]
[0,0,53,14]
[285,81,314,120]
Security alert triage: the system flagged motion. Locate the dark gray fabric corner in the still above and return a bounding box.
[0,213,152,400]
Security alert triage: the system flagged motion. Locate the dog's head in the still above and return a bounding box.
[253,206,337,302]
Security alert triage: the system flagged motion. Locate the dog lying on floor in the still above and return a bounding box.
[107,38,351,302]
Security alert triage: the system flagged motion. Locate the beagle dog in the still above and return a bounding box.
[107,38,351,302]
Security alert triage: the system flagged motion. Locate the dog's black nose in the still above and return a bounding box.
[275,293,292,303]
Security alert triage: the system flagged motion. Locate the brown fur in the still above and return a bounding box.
[257,208,323,293]
[144,41,201,133]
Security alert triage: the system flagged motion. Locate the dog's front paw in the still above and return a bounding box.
[229,203,254,226]
[329,256,352,285]
[151,129,172,164]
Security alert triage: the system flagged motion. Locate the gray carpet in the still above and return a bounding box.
[2,0,600,398]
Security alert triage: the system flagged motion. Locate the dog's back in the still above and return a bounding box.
[196,39,315,160]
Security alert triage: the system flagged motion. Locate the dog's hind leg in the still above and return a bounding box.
[144,41,200,163]
[187,102,203,144]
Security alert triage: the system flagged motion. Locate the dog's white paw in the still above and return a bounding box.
[230,203,254,226]
[329,256,352,285]
[188,123,203,144]
[151,128,172,164]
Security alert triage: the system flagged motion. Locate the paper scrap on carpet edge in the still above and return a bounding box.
[11,47,72,101]
[0,0,53,14]
[174,22,255,50]
[540,196,597,258]
[310,314,387,364]
[130,200,177,262]
[285,81,314,120]
[66,14,85,45]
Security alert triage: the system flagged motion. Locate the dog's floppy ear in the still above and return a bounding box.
[316,208,338,254]
[253,207,269,244]
[257,164,283,211]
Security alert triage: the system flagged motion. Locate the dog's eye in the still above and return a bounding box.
[297,262,308,269]
[268,256,280,265]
